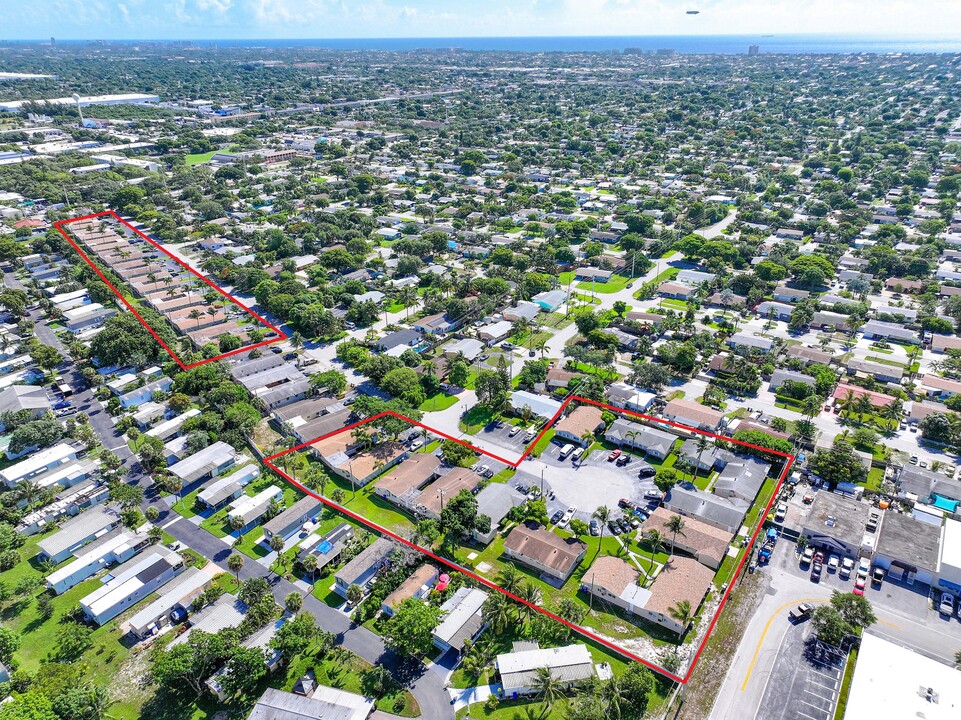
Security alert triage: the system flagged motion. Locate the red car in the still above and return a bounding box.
[813,551,825,564]
[608,449,622,462]
[853,577,866,596]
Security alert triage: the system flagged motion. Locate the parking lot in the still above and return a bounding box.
[471,421,538,454]
[756,622,845,720]
[526,441,660,525]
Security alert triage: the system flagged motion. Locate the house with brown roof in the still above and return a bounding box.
[662,398,726,431]
[413,468,481,520]
[503,523,587,582]
[554,406,605,447]
[373,454,441,509]
[312,436,407,487]
[931,335,961,354]
[658,281,696,300]
[640,507,733,570]
[381,564,438,616]
[581,555,713,635]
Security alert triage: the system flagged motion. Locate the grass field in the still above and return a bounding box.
[419,392,459,412]
[184,150,217,165]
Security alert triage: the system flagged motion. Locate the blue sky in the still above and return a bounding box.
[5,0,961,40]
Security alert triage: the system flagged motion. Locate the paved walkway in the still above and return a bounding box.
[447,684,501,712]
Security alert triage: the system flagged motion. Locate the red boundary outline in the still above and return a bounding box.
[53,210,287,370]
[264,394,795,684]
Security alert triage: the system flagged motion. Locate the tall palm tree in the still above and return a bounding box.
[536,338,548,359]
[881,398,903,430]
[666,514,686,561]
[855,394,873,423]
[518,582,542,623]
[642,529,665,576]
[579,430,594,459]
[496,565,522,595]
[668,599,693,635]
[188,309,202,327]
[602,675,628,720]
[228,553,244,585]
[592,505,610,557]
[301,553,318,585]
[624,431,638,462]
[802,395,823,419]
[693,434,710,480]
[482,593,512,634]
[531,666,565,708]
[837,389,858,416]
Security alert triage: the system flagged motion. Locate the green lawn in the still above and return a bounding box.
[184,150,217,165]
[529,428,556,456]
[419,392,459,412]
[460,404,496,434]
[658,298,689,311]
[234,528,271,560]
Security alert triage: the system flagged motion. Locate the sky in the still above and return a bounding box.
[4,0,961,40]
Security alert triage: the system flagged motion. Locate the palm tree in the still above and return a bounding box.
[855,394,873,423]
[802,395,823,419]
[518,582,542,623]
[693,434,710,481]
[642,529,665,575]
[482,593,512,634]
[301,553,318,585]
[536,338,548,359]
[496,565,522,595]
[188,309,202,327]
[837,389,858,416]
[624,431,638,462]
[579,430,594,460]
[531,666,565,708]
[227,553,244,584]
[666,514,686,561]
[592,505,610,557]
[668,599,693,635]
[881,398,904,430]
[601,675,628,720]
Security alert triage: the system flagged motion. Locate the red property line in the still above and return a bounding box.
[264,395,794,683]
[54,210,287,369]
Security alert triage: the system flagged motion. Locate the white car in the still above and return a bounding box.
[827,555,840,573]
[939,592,955,616]
[409,438,424,451]
[840,557,854,579]
[857,557,871,579]
[800,546,815,566]
[476,465,492,478]
[919,460,929,469]
[774,502,788,522]
[508,426,521,437]
[559,506,576,527]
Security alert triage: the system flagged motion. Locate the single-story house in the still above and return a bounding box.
[604,418,676,459]
[334,537,394,599]
[662,399,726,431]
[641,507,733,570]
[503,523,587,582]
[496,643,595,696]
[432,586,488,654]
[554,405,604,447]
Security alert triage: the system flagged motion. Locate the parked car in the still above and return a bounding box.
[810,560,823,582]
[618,498,632,509]
[608,520,622,535]
[938,592,955,616]
[589,519,600,536]
[800,546,815,566]
[910,455,919,465]
[550,510,564,525]
[775,502,788,522]
[853,576,866,595]
[559,444,575,459]
[409,438,425,451]
[615,454,631,466]
[840,557,854,579]
[617,519,632,534]
[643,489,663,501]
[508,426,521,437]
[608,449,622,462]
[788,603,814,622]
[872,566,885,586]
[638,466,656,478]
[559,506,576,527]
[827,555,840,573]
[857,557,871,579]
[523,430,536,442]
[571,447,585,462]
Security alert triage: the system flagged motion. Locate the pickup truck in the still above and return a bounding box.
[789,603,814,622]
[872,566,885,586]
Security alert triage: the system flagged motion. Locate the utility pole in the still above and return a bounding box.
[540,468,545,495]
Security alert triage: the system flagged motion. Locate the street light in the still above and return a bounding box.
[540,468,545,495]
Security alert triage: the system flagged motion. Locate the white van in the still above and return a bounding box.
[571,447,585,462]
[559,444,575,459]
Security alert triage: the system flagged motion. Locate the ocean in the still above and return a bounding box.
[29,34,961,55]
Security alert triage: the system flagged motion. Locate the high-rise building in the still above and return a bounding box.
[748,45,760,56]
[50,37,56,45]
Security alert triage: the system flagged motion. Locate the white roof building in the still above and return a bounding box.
[846,632,961,720]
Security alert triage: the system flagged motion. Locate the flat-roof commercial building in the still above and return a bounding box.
[845,633,961,720]
[496,643,595,696]
[873,511,941,587]
[937,518,961,594]
[80,548,185,626]
[801,492,871,559]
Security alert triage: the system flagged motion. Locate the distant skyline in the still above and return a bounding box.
[5,1,961,42]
